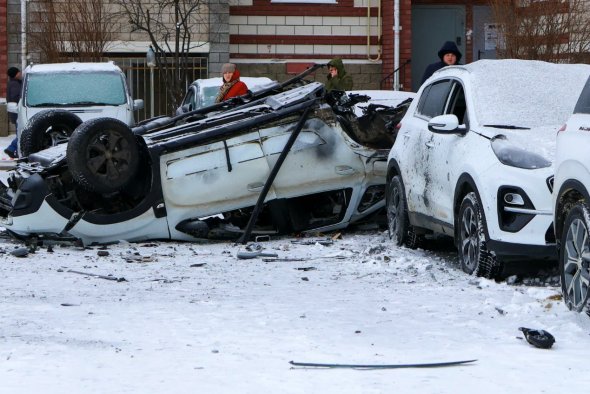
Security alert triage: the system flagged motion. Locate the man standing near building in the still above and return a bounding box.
[4,67,22,158]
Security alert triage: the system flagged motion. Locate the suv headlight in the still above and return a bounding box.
[491,136,551,169]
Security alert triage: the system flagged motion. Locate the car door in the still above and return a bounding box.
[399,80,454,217]
[423,80,467,232]
[259,116,365,198]
[161,127,276,218]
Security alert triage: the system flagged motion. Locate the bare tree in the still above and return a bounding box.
[114,0,211,112]
[28,0,115,63]
[489,0,590,63]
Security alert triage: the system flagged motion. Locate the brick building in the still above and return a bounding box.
[1,0,496,99]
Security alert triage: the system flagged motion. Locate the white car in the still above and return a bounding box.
[386,59,590,279]
[175,76,274,114]
[8,62,143,157]
[553,76,590,316]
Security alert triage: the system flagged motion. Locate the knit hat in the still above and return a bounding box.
[7,67,19,78]
[221,63,236,74]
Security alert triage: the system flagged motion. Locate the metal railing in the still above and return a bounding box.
[108,56,209,122]
[380,59,411,90]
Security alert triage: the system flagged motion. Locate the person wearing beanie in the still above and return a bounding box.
[4,66,22,159]
[420,41,463,85]
[215,63,248,103]
[325,58,353,92]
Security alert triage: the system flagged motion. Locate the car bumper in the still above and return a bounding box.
[479,164,554,248]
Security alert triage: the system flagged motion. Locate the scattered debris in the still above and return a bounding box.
[60,303,80,307]
[296,267,317,271]
[291,238,334,246]
[190,263,207,268]
[237,250,278,259]
[495,307,506,315]
[289,359,477,369]
[97,250,110,257]
[262,255,348,262]
[123,254,156,263]
[301,277,309,281]
[519,327,555,349]
[10,247,30,257]
[66,269,127,282]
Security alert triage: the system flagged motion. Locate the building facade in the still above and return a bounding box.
[2,1,499,97]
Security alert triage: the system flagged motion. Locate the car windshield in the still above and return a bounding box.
[201,86,220,107]
[26,71,127,107]
[468,60,590,129]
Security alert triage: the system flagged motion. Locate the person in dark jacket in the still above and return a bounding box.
[215,63,248,103]
[4,66,22,158]
[420,41,462,85]
[325,58,353,92]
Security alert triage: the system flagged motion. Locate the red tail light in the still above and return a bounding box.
[558,124,567,133]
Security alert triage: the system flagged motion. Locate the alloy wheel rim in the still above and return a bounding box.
[86,129,133,181]
[387,185,401,238]
[564,217,590,309]
[460,205,479,271]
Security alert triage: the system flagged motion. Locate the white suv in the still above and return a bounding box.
[9,62,143,156]
[553,76,590,316]
[386,59,590,279]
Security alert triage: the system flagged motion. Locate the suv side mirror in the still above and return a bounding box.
[428,114,467,135]
[7,102,18,114]
[133,99,144,111]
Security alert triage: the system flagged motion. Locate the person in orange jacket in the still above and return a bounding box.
[215,63,248,103]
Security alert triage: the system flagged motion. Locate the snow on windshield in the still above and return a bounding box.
[467,59,590,128]
[26,72,127,106]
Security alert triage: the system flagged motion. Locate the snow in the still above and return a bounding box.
[450,59,590,128]
[1,228,590,393]
[24,62,124,74]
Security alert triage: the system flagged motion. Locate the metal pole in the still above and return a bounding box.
[150,67,155,118]
[394,0,400,91]
[21,0,27,70]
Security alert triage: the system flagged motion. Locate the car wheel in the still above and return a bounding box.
[457,192,502,279]
[387,175,422,248]
[559,202,590,315]
[19,110,83,157]
[67,118,140,194]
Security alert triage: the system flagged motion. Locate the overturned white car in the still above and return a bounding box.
[0,68,413,245]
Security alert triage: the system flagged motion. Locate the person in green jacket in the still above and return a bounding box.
[325,58,353,92]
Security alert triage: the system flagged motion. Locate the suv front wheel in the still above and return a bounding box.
[457,192,502,279]
[559,202,590,315]
[386,175,422,248]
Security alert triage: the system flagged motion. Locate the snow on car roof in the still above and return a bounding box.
[25,62,123,73]
[191,77,274,88]
[438,59,590,129]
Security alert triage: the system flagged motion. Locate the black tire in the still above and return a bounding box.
[19,110,83,157]
[559,202,590,315]
[386,175,422,248]
[67,118,140,194]
[457,192,502,279]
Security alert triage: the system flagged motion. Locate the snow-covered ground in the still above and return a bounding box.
[1,228,589,394]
